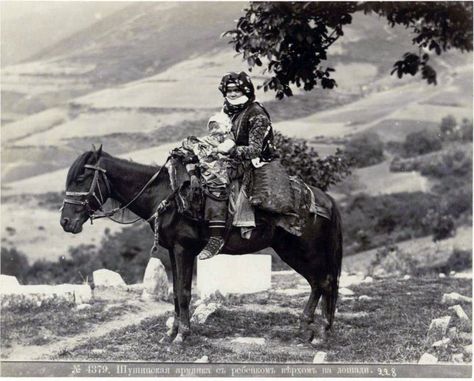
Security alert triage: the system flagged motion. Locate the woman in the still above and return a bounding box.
[198,71,274,260]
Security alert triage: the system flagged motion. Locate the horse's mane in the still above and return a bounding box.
[66,151,94,188]
[67,150,165,188]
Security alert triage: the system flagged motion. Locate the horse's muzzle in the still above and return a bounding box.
[60,217,83,234]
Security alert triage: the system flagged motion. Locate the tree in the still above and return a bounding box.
[225,2,473,99]
[403,129,442,156]
[440,115,457,138]
[344,132,385,168]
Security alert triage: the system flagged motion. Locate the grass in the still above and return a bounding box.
[50,274,472,363]
[0,296,136,357]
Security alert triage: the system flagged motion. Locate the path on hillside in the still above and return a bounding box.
[4,300,173,361]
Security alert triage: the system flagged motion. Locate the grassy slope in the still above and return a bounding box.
[8,273,466,363]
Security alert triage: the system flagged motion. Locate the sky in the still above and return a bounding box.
[1,1,129,66]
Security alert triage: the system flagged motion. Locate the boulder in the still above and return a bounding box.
[142,258,169,300]
[358,295,373,301]
[448,305,470,328]
[432,338,450,348]
[76,303,92,311]
[312,351,327,363]
[0,275,19,289]
[438,273,446,278]
[339,287,354,296]
[231,337,266,345]
[403,275,411,280]
[447,327,458,340]
[442,292,472,306]
[194,356,209,363]
[190,302,219,324]
[463,345,472,354]
[93,269,126,288]
[428,316,451,340]
[452,354,464,363]
[55,284,92,304]
[361,276,374,283]
[166,316,175,329]
[458,332,472,341]
[418,353,438,364]
[339,274,365,288]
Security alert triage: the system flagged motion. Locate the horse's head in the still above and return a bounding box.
[60,145,111,233]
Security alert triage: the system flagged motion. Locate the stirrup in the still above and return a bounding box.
[198,237,224,260]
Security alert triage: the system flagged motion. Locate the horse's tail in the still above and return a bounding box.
[322,195,343,329]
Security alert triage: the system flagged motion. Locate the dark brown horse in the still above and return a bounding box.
[60,147,343,344]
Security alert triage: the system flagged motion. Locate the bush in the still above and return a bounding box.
[419,146,472,178]
[445,249,472,272]
[440,115,457,138]
[403,129,442,157]
[1,247,29,282]
[274,132,351,190]
[343,132,385,168]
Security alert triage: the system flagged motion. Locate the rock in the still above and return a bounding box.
[0,275,20,289]
[448,305,470,327]
[406,292,412,295]
[339,274,365,288]
[449,271,456,276]
[55,284,92,304]
[0,284,91,306]
[312,351,327,363]
[142,258,169,300]
[339,287,354,296]
[458,332,472,341]
[463,345,472,354]
[447,327,458,339]
[452,353,464,363]
[358,295,373,301]
[453,272,472,279]
[231,337,266,345]
[428,316,451,340]
[439,273,446,278]
[441,292,472,306]
[93,269,126,288]
[76,303,92,311]
[361,276,373,283]
[194,355,209,363]
[418,353,438,364]
[403,275,411,280]
[432,338,450,348]
[190,302,219,324]
[166,316,175,329]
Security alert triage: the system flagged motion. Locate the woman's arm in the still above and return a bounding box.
[233,114,271,160]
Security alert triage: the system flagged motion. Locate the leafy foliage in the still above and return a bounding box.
[225,2,473,98]
[344,132,385,168]
[273,132,351,191]
[403,129,442,157]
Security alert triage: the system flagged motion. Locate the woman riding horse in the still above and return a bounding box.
[196,71,275,260]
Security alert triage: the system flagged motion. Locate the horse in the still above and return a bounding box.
[60,146,343,344]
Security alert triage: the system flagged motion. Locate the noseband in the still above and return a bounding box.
[61,164,112,222]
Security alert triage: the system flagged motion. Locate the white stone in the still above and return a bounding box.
[275,289,308,296]
[231,337,266,345]
[453,271,472,279]
[358,295,373,301]
[428,316,451,339]
[403,275,411,280]
[361,276,373,283]
[93,269,126,287]
[339,287,354,296]
[339,273,365,288]
[312,351,327,363]
[441,292,472,305]
[418,353,438,364]
[55,284,92,304]
[0,275,20,289]
[439,273,446,278]
[448,327,458,339]
[194,355,209,363]
[452,354,464,363]
[450,271,456,276]
[432,338,450,348]
[197,255,271,297]
[448,305,470,326]
[463,345,472,354]
[166,316,175,329]
[191,303,219,324]
[458,332,472,341]
[142,258,169,300]
[76,303,92,311]
[0,284,91,305]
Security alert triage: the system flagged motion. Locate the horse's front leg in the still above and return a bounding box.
[160,249,180,344]
[171,243,195,344]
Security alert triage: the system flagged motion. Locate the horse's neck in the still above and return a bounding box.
[102,156,172,220]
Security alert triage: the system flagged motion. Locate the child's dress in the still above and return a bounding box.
[181,112,235,186]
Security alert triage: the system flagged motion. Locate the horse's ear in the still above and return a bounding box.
[96,144,103,157]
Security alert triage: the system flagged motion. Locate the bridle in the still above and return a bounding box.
[61,159,170,225]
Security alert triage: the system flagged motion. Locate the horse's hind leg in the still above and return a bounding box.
[300,285,322,342]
